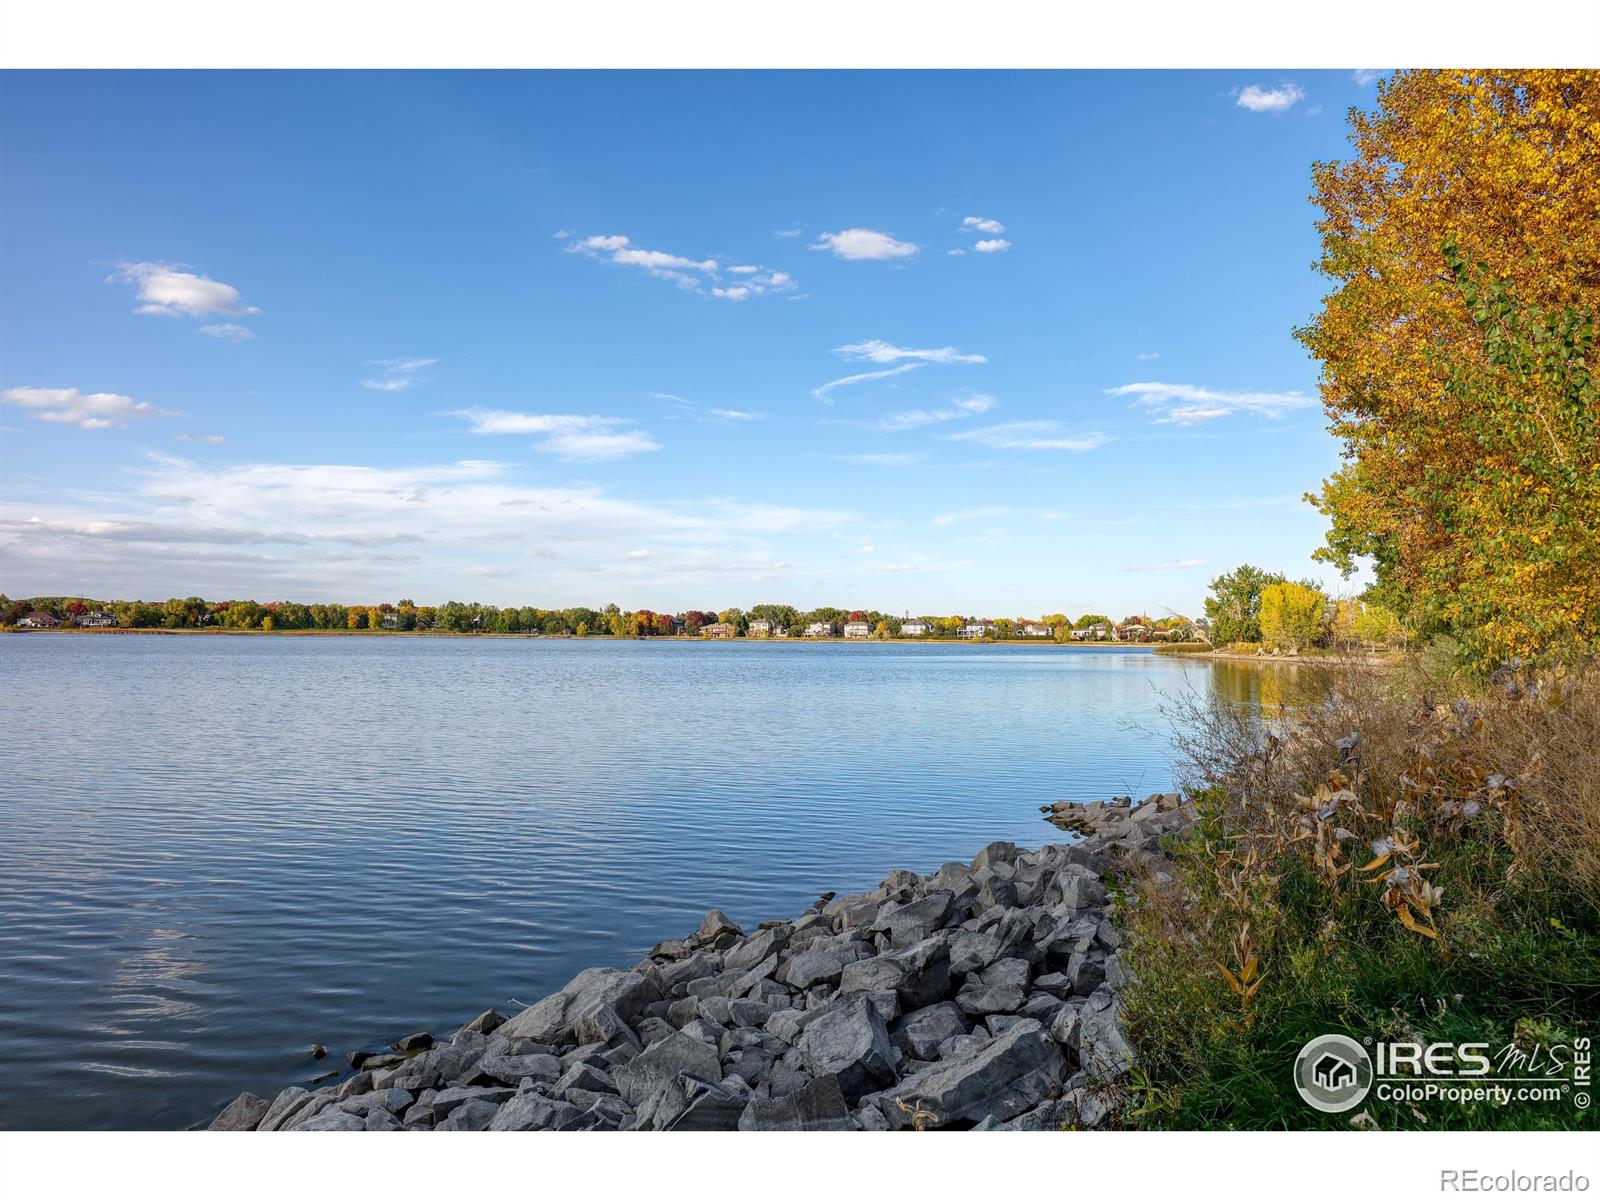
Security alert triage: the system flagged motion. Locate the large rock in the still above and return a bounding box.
[837,935,950,1010]
[890,1018,1066,1128]
[873,892,955,948]
[779,945,855,990]
[893,1002,971,1061]
[296,1108,364,1131]
[488,1092,581,1131]
[737,1075,853,1131]
[209,1092,270,1131]
[471,1052,562,1087]
[256,1087,314,1132]
[954,957,1031,1017]
[565,972,662,1045]
[797,997,897,1101]
[661,1078,747,1130]
[613,1031,721,1107]
[496,966,618,1042]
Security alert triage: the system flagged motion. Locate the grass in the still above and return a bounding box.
[1116,657,1600,1130]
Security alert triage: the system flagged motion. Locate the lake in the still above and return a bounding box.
[0,635,1274,1129]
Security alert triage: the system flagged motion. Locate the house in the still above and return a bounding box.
[380,610,402,630]
[1071,622,1111,641]
[900,620,928,637]
[16,611,61,628]
[1117,623,1152,642]
[747,619,777,638]
[959,622,991,639]
[842,621,870,639]
[804,621,834,638]
[77,610,116,627]
[1021,622,1052,638]
[703,622,736,639]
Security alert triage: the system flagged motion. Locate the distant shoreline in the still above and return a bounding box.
[1,627,1194,649]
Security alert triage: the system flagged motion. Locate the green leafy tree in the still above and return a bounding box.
[1203,565,1286,644]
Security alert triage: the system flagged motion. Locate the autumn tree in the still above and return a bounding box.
[1259,582,1328,654]
[1299,70,1600,667]
[1203,566,1284,644]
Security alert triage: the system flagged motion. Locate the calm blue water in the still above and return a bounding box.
[0,635,1237,1129]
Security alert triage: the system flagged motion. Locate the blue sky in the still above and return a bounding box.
[1,70,1382,616]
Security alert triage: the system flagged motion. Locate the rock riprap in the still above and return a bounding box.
[212,792,1194,1131]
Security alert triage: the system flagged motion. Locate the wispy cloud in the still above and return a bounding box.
[944,421,1110,452]
[1136,351,1160,361]
[870,394,996,431]
[2,386,178,430]
[447,408,660,461]
[361,357,439,392]
[1121,558,1205,571]
[811,228,919,261]
[176,433,225,444]
[565,232,719,290]
[198,323,254,342]
[811,362,925,403]
[962,216,1004,235]
[774,227,805,238]
[1353,69,1385,86]
[1235,83,1305,113]
[708,408,764,421]
[111,262,259,335]
[1107,380,1314,424]
[835,451,925,466]
[621,548,653,559]
[834,340,986,366]
[932,506,1010,526]
[711,269,796,301]
[972,239,1011,253]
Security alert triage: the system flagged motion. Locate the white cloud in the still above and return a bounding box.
[834,340,986,365]
[811,362,925,403]
[1136,351,1160,361]
[774,228,805,238]
[871,394,995,432]
[622,549,653,559]
[447,408,660,461]
[1353,69,1384,86]
[859,544,876,553]
[112,261,260,320]
[962,216,1004,235]
[728,265,760,275]
[2,385,178,430]
[932,506,1010,526]
[713,286,750,301]
[0,456,857,601]
[947,249,966,257]
[198,323,254,342]
[708,408,764,421]
[944,422,1110,452]
[972,239,1011,254]
[1106,380,1314,423]
[810,228,919,261]
[568,233,720,289]
[361,357,439,392]
[1235,83,1305,113]
[835,451,925,466]
[176,433,225,444]
[1121,558,1205,572]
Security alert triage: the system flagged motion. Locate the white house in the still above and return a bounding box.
[959,622,991,639]
[804,621,834,638]
[1021,622,1051,638]
[842,621,870,639]
[900,620,928,637]
[78,610,116,627]
[747,618,777,638]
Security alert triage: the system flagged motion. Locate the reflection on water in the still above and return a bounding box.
[0,636,1260,1129]
[1207,659,1326,718]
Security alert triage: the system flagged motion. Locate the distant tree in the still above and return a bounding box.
[1203,565,1286,644]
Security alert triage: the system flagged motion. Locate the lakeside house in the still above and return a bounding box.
[1022,622,1051,638]
[17,611,62,628]
[703,622,735,639]
[77,610,116,627]
[380,611,402,630]
[901,620,928,637]
[842,621,870,639]
[959,622,992,639]
[747,619,777,638]
[1071,622,1112,641]
[804,621,834,638]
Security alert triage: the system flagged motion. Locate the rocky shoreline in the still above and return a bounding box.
[210,792,1196,1132]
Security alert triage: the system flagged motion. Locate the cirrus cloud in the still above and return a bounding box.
[447,407,661,462]
[1106,380,1314,424]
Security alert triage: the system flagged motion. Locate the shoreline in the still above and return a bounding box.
[1155,645,1401,666]
[210,794,1193,1132]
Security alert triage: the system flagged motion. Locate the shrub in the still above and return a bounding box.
[1120,659,1600,1130]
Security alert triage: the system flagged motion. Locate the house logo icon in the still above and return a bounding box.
[1294,1034,1373,1113]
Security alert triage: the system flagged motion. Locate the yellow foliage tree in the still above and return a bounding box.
[1298,70,1600,667]
[1259,582,1327,654]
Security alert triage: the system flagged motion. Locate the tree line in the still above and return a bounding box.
[0,594,1203,640]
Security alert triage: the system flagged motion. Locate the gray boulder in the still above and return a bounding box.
[891,1018,1065,1128]
[893,1002,970,1061]
[797,997,897,1101]
[738,1074,853,1131]
[613,1031,721,1107]
[209,1092,270,1131]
